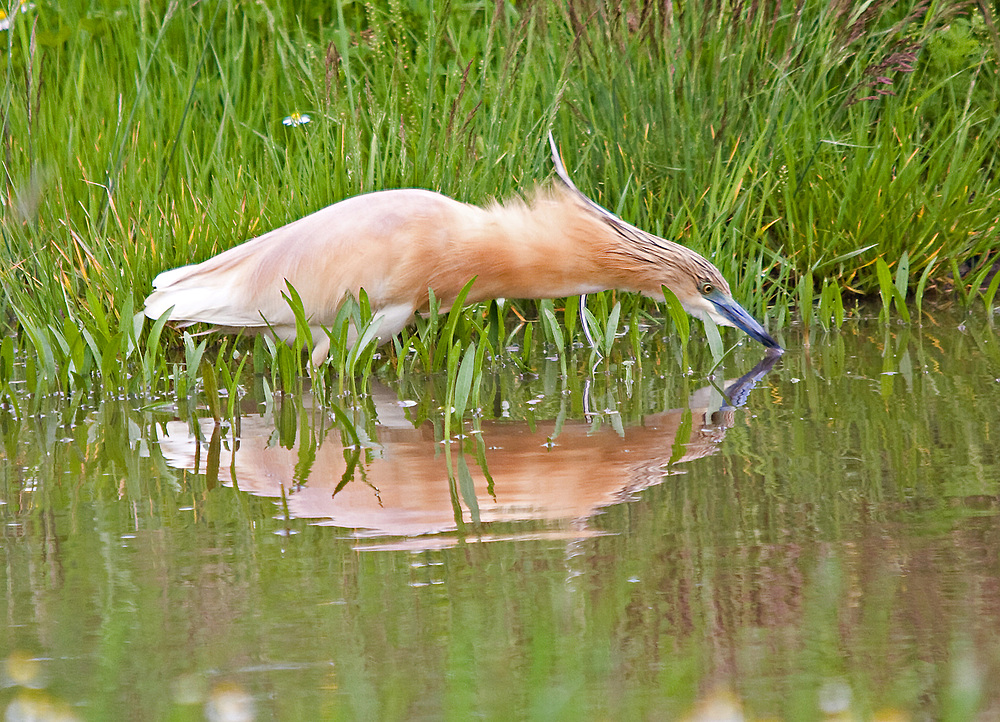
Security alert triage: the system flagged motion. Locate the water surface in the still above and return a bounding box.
[2,315,999,720]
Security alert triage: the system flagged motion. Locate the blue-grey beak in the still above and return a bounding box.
[709,293,782,351]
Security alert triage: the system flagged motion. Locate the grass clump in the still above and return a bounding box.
[0,0,997,406]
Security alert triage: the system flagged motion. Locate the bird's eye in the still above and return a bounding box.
[700,282,714,295]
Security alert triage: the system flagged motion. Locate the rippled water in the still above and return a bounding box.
[2,314,999,720]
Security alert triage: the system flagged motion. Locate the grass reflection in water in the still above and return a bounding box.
[1,318,999,720]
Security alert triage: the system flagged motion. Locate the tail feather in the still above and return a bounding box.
[144,264,271,328]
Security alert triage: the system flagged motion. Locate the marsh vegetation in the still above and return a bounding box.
[0,0,998,407]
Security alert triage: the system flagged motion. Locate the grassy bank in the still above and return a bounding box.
[1,0,998,404]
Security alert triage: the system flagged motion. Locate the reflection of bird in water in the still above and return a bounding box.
[156,356,779,546]
[144,136,780,365]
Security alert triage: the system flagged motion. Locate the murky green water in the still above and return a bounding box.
[2,314,999,720]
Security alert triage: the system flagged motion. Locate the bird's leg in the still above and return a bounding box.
[310,335,331,372]
[580,294,598,351]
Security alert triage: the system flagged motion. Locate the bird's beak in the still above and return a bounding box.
[709,292,782,351]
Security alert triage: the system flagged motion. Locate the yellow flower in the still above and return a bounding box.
[282,112,311,127]
[0,1,34,31]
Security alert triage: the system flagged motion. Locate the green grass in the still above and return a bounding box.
[1,0,998,406]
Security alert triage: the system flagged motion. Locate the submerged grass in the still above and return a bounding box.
[0,0,998,409]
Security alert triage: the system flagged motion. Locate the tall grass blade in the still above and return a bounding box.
[876,258,895,323]
[541,307,567,377]
[798,272,814,329]
[916,253,939,321]
[895,251,911,300]
[703,319,725,366]
[452,342,477,420]
[200,358,221,424]
[984,267,1000,319]
[433,278,477,370]
[661,286,690,367]
[602,302,621,358]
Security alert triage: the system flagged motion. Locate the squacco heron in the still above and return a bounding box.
[144,136,780,364]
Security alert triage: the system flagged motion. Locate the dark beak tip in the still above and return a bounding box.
[750,330,782,353]
[711,295,782,352]
[755,329,783,352]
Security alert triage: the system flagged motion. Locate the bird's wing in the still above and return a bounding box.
[144,189,461,332]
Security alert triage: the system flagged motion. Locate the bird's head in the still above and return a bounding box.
[664,256,781,351]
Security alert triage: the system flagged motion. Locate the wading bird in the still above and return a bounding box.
[144,136,780,364]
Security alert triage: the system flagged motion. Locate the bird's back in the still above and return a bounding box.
[144,188,480,343]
